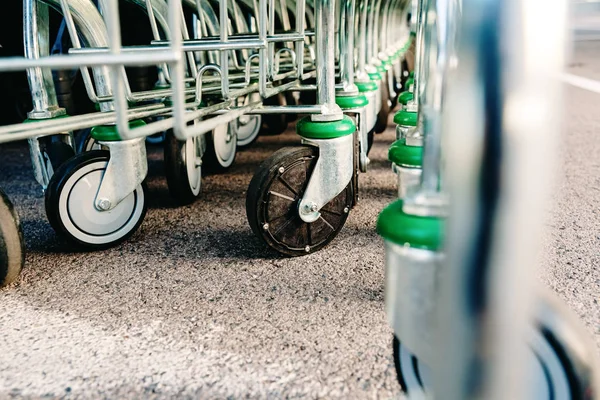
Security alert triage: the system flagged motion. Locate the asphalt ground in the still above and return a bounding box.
[0,41,599,398]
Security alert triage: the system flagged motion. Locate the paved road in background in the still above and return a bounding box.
[0,42,599,399]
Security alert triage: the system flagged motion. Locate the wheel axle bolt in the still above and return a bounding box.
[97,198,111,211]
[308,203,318,213]
[278,167,285,174]
[262,223,269,230]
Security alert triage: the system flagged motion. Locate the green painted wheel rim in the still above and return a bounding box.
[377,199,444,250]
[296,115,356,139]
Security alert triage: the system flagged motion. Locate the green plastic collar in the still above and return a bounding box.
[398,91,414,105]
[377,199,444,250]
[369,72,383,81]
[355,81,378,92]
[405,78,414,89]
[409,71,415,78]
[376,64,387,73]
[24,114,69,123]
[336,94,369,110]
[388,138,422,167]
[90,119,147,141]
[393,110,418,126]
[296,115,356,139]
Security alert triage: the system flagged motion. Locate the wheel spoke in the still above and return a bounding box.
[273,216,296,236]
[269,190,296,202]
[319,215,335,231]
[320,208,343,217]
[277,175,300,197]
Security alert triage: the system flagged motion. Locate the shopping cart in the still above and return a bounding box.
[378,0,600,397]
[0,0,411,285]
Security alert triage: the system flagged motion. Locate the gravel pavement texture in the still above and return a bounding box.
[0,41,599,399]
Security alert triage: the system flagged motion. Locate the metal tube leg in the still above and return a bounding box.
[312,0,343,121]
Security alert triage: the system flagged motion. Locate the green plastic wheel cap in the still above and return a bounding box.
[398,91,414,105]
[296,115,356,139]
[356,81,378,92]
[377,199,444,250]
[90,119,147,141]
[336,95,369,110]
[24,114,70,123]
[369,72,383,81]
[393,110,418,127]
[388,138,422,167]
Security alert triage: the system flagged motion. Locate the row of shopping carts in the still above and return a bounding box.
[2,0,600,398]
[0,0,410,287]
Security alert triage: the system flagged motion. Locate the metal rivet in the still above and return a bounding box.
[262,223,269,230]
[278,167,285,174]
[97,198,111,211]
[305,246,310,253]
[343,207,349,213]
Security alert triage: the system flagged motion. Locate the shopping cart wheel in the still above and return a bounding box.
[374,81,391,133]
[234,113,261,148]
[0,188,24,287]
[45,150,147,249]
[392,336,431,397]
[260,93,289,135]
[392,326,576,398]
[164,130,203,205]
[203,123,237,173]
[246,146,352,256]
[42,137,76,176]
[234,93,262,148]
[76,129,103,152]
[367,129,375,153]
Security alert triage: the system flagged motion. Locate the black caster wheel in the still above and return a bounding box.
[45,150,147,249]
[400,59,410,92]
[374,80,391,133]
[203,123,237,173]
[392,336,431,397]
[0,188,24,287]
[164,129,203,205]
[246,146,353,257]
[392,328,577,398]
[367,129,375,154]
[390,80,399,110]
[41,136,76,176]
[234,93,262,148]
[76,128,105,153]
[260,93,289,135]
